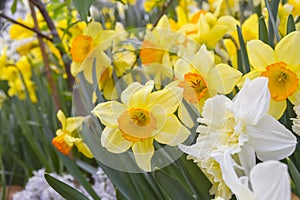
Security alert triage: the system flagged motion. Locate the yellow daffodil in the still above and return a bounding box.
[140,15,178,88]
[174,45,242,127]
[178,9,238,49]
[52,110,93,158]
[208,0,239,16]
[70,21,116,76]
[246,31,300,119]
[92,80,190,171]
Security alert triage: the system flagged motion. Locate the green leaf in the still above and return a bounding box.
[11,0,18,14]
[286,14,296,34]
[178,156,212,200]
[287,158,300,196]
[44,173,90,200]
[72,0,94,22]
[265,0,280,47]
[154,170,194,200]
[236,25,250,74]
[259,16,268,44]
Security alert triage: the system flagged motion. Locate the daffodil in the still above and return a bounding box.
[69,21,116,77]
[179,77,296,166]
[52,110,93,158]
[174,44,242,127]
[178,9,238,49]
[246,31,300,119]
[140,15,179,88]
[92,80,190,171]
[214,153,291,200]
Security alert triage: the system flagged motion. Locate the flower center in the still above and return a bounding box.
[178,72,208,103]
[118,108,157,142]
[70,35,94,63]
[140,40,165,65]
[261,62,298,101]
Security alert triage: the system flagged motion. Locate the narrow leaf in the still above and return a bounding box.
[259,16,268,44]
[287,158,300,195]
[265,0,280,47]
[44,173,90,200]
[154,170,194,200]
[286,14,296,34]
[72,0,94,22]
[236,25,250,74]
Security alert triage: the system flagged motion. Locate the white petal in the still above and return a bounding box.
[92,101,126,127]
[246,115,297,161]
[214,152,255,200]
[155,115,190,146]
[234,77,270,125]
[101,127,132,153]
[250,160,291,200]
[238,145,256,176]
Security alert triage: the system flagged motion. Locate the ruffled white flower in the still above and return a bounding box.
[180,77,297,166]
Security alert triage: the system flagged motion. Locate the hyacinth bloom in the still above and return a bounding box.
[174,45,242,127]
[52,110,93,158]
[92,80,190,171]
[246,31,300,119]
[179,77,296,199]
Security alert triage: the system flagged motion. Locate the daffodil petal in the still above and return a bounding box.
[132,139,154,172]
[247,40,276,70]
[92,101,126,127]
[129,81,154,107]
[193,45,214,78]
[101,127,132,153]
[214,153,255,200]
[268,99,286,119]
[208,63,242,94]
[178,102,195,128]
[276,31,300,67]
[84,21,103,38]
[246,115,297,161]
[250,161,291,200]
[174,58,192,80]
[147,85,183,114]
[65,116,85,132]
[238,145,256,176]
[234,77,270,125]
[57,110,67,128]
[155,115,190,145]
[75,140,94,158]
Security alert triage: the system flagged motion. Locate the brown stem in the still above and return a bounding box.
[152,0,175,28]
[29,0,74,89]
[29,1,61,111]
[0,12,52,41]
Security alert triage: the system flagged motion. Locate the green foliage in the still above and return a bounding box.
[72,0,94,22]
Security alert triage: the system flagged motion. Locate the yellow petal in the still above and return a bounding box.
[247,40,276,70]
[208,63,242,94]
[156,15,170,30]
[128,81,154,108]
[132,138,154,172]
[178,102,196,128]
[92,101,126,127]
[75,140,94,158]
[174,58,193,80]
[65,116,85,133]
[155,115,190,145]
[101,127,132,153]
[205,25,228,49]
[84,21,103,38]
[276,31,300,68]
[193,45,214,78]
[268,99,287,119]
[57,110,67,129]
[147,85,183,114]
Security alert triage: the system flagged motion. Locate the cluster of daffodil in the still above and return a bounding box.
[3,0,300,199]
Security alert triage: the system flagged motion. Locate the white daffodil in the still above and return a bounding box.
[180,77,296,172]
[214,152,291,200]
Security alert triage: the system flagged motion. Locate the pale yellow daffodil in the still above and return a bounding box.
[52,110,93,158]
[92,80,190,171]
[245,31,300,119]
[174,45,242,127]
